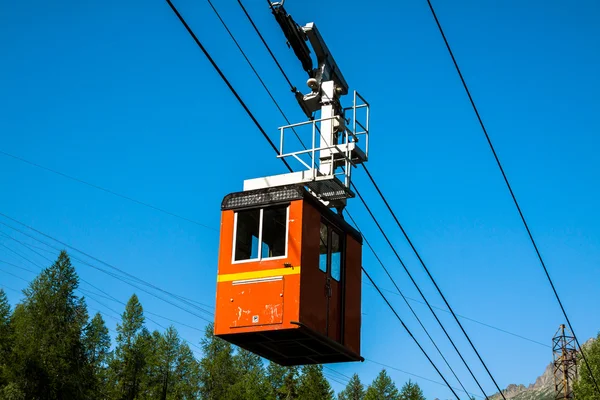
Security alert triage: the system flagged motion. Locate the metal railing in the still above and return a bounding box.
[276,90,370,191]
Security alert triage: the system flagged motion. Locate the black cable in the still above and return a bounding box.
[236,0,296,92]
[164,4,465,394]
[0,151,216,232]
[0,230,125,305]
[344,212,472,397]
[1,230,207,353]
[358,168,505,397]
[351,185,491,398]
[362,266,461,399]
[0,153,551,349]
[165,0,293,173]
[235,6,496,394]
[0,259,37,274]
[205,0,306,150]
[0,218,213,317]
[0,217,214,323]
[365,358,484,399]
[0,268,28,283]
[422,0,599,394]
[364,282,551,349]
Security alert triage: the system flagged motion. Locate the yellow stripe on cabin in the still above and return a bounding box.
[217,266,301,283]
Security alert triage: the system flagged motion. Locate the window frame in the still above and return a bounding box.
[318,218,345,282]
[231,205,290,264]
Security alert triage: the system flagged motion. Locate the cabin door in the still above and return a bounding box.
[319,222,344,342]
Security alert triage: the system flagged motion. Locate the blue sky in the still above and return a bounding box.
[1,0,599,398]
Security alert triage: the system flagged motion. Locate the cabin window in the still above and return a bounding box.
[331,230,342,281]
[262,206,287,258]
[319,223,328,273]
[234,209,260,261]
[233,205,288,262]
[319,220,344,281]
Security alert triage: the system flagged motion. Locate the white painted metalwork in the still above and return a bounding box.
[243,8,371,209]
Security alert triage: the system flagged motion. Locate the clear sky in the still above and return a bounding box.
[1,0,599,398]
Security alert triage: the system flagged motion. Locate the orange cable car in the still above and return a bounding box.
[214,185,363,365]
[214,2,371,365]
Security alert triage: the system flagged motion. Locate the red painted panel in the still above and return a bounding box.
[343,235,362,355]
[214,200,303,336]
[299,201,328,336]
[229,278,284,328]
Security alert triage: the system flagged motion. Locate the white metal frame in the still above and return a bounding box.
[231,205,290,264]
[276,90,370,192]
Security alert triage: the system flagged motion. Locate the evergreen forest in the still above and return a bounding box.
[0,251,428,400]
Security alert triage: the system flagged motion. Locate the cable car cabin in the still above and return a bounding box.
[214,185,363,366]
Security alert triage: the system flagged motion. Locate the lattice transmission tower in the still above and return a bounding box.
[553,324,578,399]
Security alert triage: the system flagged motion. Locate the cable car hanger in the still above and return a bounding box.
[213,2,371,366]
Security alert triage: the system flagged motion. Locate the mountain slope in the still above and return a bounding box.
[490,363,554,400]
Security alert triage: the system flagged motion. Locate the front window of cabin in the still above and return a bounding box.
[233,205,288,262]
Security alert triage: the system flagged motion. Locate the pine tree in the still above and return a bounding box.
[0,290,12,391]
[109,293,150,399]
[574,334,600,399]
[398,379,425,400]
[266,362,299,400]
[364,369,400,400]
[82,312,111,398]
[338,373,365,400]
[172,337,201,399]
[297,364,334,400]
[7,251,89,399]
[199,323,236,400]
[228,348,269,399]
[146,326,201,399]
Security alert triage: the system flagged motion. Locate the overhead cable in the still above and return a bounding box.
[422,0,598,394]
[164,3,462,396]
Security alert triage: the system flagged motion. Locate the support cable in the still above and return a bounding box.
[358,168,504,397]
[236,0,296,91]
[165,3,463,395]
[205,0,306,149]
[0,217,214,324]
[227,8,498,396]
[351,185,491,398]
[0,150,562,350]
[0,151,216,232]
[166,0,292,172]
[344,212,472,397]
[362,266,461,399]
[0,230,211,334]
[421,0,599,394]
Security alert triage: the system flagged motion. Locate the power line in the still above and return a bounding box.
[0,214,465,397]
[165,0,292,173]
[362,267,461,399]
[0,216,214,316]
[229,6,499,395]
[350,187,491,398]
[0,152,548,351]
[165,3,464,397]
[364,358,481,399]
[0,217,214,324]
[1,218,457,392]
[421,0,599,395]
[364,282,550,349]
[236,0,296,91]
[0,258,205,354]
[205,0,306,150]
[0,150,217,232]
[0,284,22,295]
[0,239,207,352]
[0,268,28,283]
[344,212,472,397]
